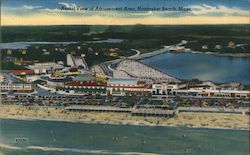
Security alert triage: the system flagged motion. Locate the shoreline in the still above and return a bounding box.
[184,50,250,58]
[133,43,250,61]
[138,49,250,61]
[0,105,249,131]
[1,116,249,131]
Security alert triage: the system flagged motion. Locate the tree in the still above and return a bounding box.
[124,95,137,107]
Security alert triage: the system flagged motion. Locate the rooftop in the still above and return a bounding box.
[65,81,106,87]
[108,78,139,85]
[73,74,94,82]
[12,70,35,76]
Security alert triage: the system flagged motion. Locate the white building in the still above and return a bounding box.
[175,89,250,99]
[0,74,6,83]
[151,82,250,99]
[152,82,186,95]
[28,62,64,74]
[0,83,34,93]
[107,78,151,96]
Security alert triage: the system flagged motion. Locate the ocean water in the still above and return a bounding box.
[0,119,249,155]
[141,52,250,85]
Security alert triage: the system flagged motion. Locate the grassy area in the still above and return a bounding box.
[1,62,26,70]
[2,25,91,42]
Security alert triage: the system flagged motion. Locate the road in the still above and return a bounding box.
[102,41,185,68]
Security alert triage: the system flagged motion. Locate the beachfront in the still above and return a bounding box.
[0,105,249,130]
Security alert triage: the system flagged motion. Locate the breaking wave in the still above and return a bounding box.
[0,143,160,155]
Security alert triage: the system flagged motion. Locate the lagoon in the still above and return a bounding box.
[0,39,123,50]
[1,42,79,49]
[142,52,250,85]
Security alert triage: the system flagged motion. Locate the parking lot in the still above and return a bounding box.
[1,94,249,110]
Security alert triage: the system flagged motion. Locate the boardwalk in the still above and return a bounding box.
[178,107,250,115]
[66,106,131,113]
[66,105,177,117]
[131,108,176,117]
[66,105,250,117]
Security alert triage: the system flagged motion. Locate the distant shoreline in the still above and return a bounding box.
[182,50,250,58]
[0,105,249,131]
[132,48,250,66]
[139,50,250,61]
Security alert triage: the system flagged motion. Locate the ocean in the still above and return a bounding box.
[0,119,249,155]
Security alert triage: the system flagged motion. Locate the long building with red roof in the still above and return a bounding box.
[107,78,152,96]
[54,77,152,96]
[56,81,107,95]
[12,70,35,76]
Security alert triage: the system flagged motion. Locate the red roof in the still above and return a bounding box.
[108,84,151,89]
[12,70,35,75]
[65,81,106,87]
[125,90,151,93]
[69,68,78,72]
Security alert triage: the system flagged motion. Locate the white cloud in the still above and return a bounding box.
[188,4,249,16]
[22,5,42,10]
[58,2,78,8]
[130,11,155,16]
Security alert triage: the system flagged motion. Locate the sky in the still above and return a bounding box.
[1,0,250,25]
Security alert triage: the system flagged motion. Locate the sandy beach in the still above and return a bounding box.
[0,105,249,130]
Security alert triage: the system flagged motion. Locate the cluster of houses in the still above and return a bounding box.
[152,81,249,99]
[2,67,249,99]
[202,41,247,50]
[1,52,250,99]
[0,74,34,94]
[45,74,250,99]
[168,41,248,53]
